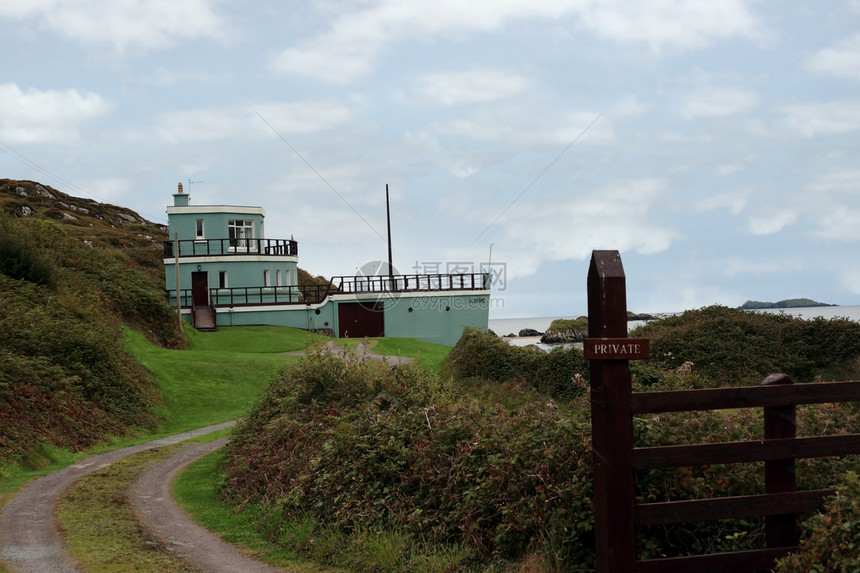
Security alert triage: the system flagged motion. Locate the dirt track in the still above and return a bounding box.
[0,421,236,572]
[1,343,406,572]
[130,438,291,572]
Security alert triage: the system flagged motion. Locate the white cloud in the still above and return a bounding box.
[805,33,860,80]
[0,0,228,54]
[715,163,745,175]
[155,109,244,144]
[153,100,356,145]
[693,187,752,215]
[781,100,860,136]
[741,170,860,242]
[453,178,676,278]
[812,208,860,241]
[137,66,222,87]
[748,208,798,235]
[271,0,762,83]
[839,267,860,296]
[412,70,528,106]
[806,168,860,194]
[717,257,804,278]
[0,0,56,18]
[431,109,614,145]
[252,101,356,135]
[578,0,761,53]
[681,87,759,118]
[72,177,136,205]
[804,170,860,241]
[0,83,112,143]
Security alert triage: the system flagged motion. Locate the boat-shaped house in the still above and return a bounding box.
[164,184,490,345]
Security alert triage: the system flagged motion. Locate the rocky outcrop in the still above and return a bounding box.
[518,328,543,337]
[540,329,586,344]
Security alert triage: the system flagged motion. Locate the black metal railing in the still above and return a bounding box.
[331,273,490,293]
[163,238,298,258]
[165,273,491,308]
[209,284,331,306]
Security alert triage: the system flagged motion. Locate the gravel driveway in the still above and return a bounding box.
[0,421,240,572]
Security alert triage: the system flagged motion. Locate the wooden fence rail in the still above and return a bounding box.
[586,249,860,573]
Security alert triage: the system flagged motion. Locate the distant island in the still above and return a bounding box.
[740,298,836,310]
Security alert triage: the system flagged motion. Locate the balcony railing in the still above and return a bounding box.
[163,238,298,258]
[212,284,330,306]
[165,273,490,309]
[331,273,490,293]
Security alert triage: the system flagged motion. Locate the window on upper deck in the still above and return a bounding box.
[195,219,205,239]
[228,220,254,250]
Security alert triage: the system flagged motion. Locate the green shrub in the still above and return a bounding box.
[222,349,597,569]
[445,327,589,403]
[774,472,860,573]
[633,306,860,385]
[0,213,57,288]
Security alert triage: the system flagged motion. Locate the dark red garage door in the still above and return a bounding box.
[338,302,384,338]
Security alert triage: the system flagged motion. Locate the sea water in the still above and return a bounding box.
[489,306,860,348]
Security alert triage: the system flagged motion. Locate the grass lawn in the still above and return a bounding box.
[124,325,329,434]
[368,337,452,373]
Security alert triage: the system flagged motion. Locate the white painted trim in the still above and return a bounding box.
[167,205,265,216]
[215,289,491,313]
[328,290,490,302]
[164,255,298,264]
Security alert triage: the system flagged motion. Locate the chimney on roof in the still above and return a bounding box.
[173,182,189,207]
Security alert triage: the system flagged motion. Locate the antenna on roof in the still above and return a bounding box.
[188,179,204,191]
[386,184,394,286]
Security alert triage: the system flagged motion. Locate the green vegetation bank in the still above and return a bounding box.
[0,179,330,475]
[221,308,860,571]
[0,180,182,473]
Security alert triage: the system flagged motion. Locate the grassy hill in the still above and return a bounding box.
[0,180,183,472]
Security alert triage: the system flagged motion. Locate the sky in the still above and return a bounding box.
[1,1,859,318]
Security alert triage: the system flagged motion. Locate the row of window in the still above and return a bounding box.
[216,269,292,288]
[195,219,257,241]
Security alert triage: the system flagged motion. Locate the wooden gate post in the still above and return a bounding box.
[587,250,636,573]
[763,373,797,549]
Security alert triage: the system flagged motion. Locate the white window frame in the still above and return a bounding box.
[219,271,228,288]
[263,269,271,287]
[195,218,205,240]
[228,220,255,251]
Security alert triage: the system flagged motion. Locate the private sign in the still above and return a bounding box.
[583,338,650,360]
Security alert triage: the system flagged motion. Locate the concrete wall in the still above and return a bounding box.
[167,204,265,242]
[210,291,490,346]
[165,258,299,295]
[215,300,336,332]
[380,292,490,345]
